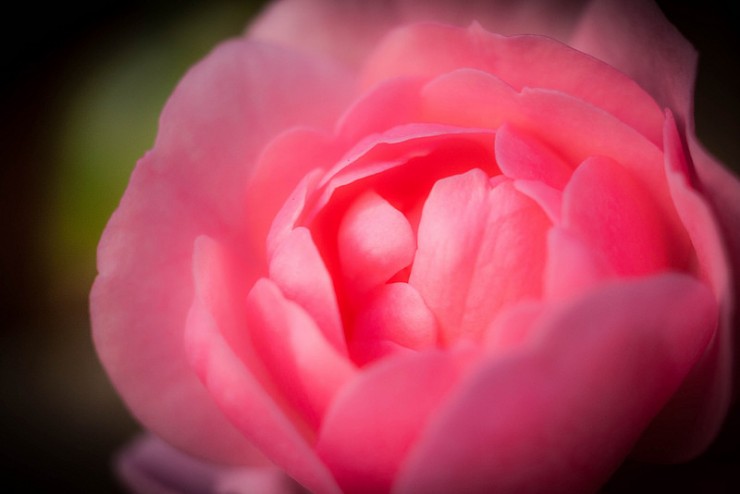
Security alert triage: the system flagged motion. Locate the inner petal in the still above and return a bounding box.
[409,169,550,344]
[338,190,416,296]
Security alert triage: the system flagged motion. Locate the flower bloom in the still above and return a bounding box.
[92,0,740,492]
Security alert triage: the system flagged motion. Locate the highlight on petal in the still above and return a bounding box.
[396,274,716,493]
[338,190,416,296]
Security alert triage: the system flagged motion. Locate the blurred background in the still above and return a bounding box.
[0,0,738,492]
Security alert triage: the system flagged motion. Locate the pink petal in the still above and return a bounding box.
[495,123,572,189]
[351,282,439,365]
[269,227,346,354]
[543,227,614,301]
[570,0,696,129]
[561,155,677,277]
[316,350,471,494]
[409,170,550,343]
[362,22,664,144]
[245,128,341,264]
[91,166,258,464]
[246,278,357,429]
[117,435,298,494]
[185,274,341,494]
[397,274,717,493]
[337,191,416,296]
[336,76,425,144]
[420,69,677,228]
[631,113,733,461]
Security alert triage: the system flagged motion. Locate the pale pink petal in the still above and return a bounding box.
[338,191,416,296]
[249,0,400,68]
[351,282,439,365]
[335,76,425,144]
[152,39,353,238]
[409,171,550,343]
[570,0,696,129]
[269,227,346,354]
[631,113,733,461]
[511,180,562,223]
[543,227,614,301]
[397,274,717,493]
[363,22,664,144]
[316,350,471,494]
[91,166,257,464]
[117,435,298,494]
[495,123,572,189]
[185,276,341,494]
[246,278,357,429]
[562,156,678,277]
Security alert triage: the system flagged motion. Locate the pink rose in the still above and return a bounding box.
[92,0,740,492]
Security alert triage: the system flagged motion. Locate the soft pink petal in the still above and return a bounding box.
[561,156,677,276]
[246,278,357,429]
[351,282,439,365]
[483,301,546,356]
[409,170,550,343]
[117,435,297,494]
[396,274,717,493]
[338,191,416,296]
[631,114,733,461]
[185,275,341,494]
[316,350,471,494]
[336,76,425,144]
[269,227,346,354]
[249,0,590,69]
[570,0,696,130]
[152,39,353,238]
[246,128,341,263]
[495,124,572,189]
[511,180,562,224]
[91,166,257,464]
[362,22,664,144]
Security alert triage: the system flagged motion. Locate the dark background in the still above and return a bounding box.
[1,1,738,492]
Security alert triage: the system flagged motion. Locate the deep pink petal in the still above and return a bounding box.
[185,275,341,494]
[397,274,716,493]
[409,170,550,343]
[337,191,416,296]
[316,350,471,494]
[246,278,357,429]
[562,155,684,276]
[351,282,439,365]
[363,22,664,144]
[269,227,346,354]
[631,114,733,461]
[91,166,257,464]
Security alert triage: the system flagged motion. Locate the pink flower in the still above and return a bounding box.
[91,0,740,492]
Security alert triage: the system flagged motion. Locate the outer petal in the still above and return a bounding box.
[117,435,298,494]
[396,275,716,493]
[249,0,590,68]
[92,38,354,464]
